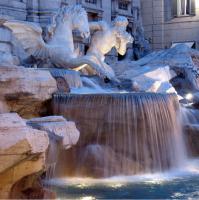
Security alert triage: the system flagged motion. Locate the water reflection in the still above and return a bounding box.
[45,159,199,199]
[81,196,95,200]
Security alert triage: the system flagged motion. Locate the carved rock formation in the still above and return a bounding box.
[49,69,83,93]
[112,44,199,95]
[0,65,57,118]
[27,116,80,150]
[0,113,49,199]
[119,65,176,93]
[27,115,80,181]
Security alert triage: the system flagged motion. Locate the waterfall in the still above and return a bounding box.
[45,134,62,181]
[53,93,187,178]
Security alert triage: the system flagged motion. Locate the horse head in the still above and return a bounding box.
[70,5,90,39]
[55,5,90,39]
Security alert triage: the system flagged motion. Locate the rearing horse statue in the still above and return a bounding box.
[3,5,116,80]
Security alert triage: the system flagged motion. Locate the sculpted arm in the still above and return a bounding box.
[117,39,128,55]
[89,21,108,31]
[116,32,134,56]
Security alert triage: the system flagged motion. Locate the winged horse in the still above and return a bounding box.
[3,5,116,81]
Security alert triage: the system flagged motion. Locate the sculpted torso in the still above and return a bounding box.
[87,18,133,59]
[84,17,133,77]
[88,23,117,57]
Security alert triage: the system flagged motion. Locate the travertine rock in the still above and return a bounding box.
[113,44,199,94]
[0,113,49,199]
[10,174,56,199]
[27,116,80,149]
[119,65,176,93]
[27,116,80,181]
[50,68,83,92]
[0,65,57,118]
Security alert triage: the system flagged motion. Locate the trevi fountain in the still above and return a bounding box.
[0,3,199,200]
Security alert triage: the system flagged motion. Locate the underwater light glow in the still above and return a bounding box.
[185,93,193,100]
[108,183,125,188]
[81,196,96,200]
[76,183,90,189]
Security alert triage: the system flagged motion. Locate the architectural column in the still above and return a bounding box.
[141,0,165,50]
[0,0,27,20]
[0,26,19,65]
[26,0,39,22]
[151,0,165,50]
[38,0,61,26]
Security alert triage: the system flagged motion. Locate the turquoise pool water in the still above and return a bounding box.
[46,160,199,199]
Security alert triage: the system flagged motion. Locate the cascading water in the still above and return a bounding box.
[53,93,187,178]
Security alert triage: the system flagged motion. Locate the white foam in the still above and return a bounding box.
[46,159,199,187]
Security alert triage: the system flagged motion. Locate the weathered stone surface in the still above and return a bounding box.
[118,65,176,93]
[0,113,49,199]
[10,174,56,199]
[0,65,57,118]
[27,116,80,150]
[0,26,20,65]
[50,68,83,92]
[0,51,19,65]
[113,45,199,94]
[0,100,9,113]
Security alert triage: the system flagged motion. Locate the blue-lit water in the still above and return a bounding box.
[46,160,199,199]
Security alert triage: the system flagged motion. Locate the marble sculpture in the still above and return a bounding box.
[2,5,133,81]
[77,16,133,77]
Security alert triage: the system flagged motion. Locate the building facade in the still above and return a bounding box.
[141,0,199,50]
[0,0,143,62]
[1,1,198,56]
[0,0,136,25]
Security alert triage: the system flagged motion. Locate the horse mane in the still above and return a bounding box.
[56,4,86,23]
[46,4,86,40]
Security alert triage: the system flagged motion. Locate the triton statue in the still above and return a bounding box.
[77,16,133,76]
